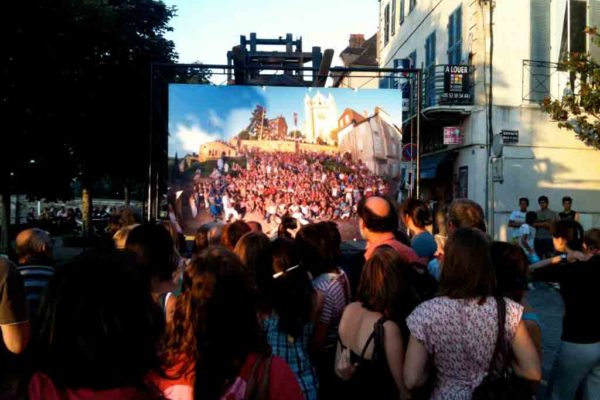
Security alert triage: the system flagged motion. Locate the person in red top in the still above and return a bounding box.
[156,246,303,400]
[28,250,165,400]
[358,196,419,264]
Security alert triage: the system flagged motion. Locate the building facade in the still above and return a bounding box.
[338,107,403,177]
[267,116,289,140]
[198,141,238,162]
[303,92,339,144]
[378,0,600,238]
[332,34,380,89]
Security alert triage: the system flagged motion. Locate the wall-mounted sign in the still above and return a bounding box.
[491,157,504,183]
[441,65,473,104]
[501,129,519,144]
[443,126,463,145]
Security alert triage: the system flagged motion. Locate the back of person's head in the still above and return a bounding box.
[525,211,537,225]
[447,199,486,233]
[207,223,224,245]
[34,249,163,392]
[357,196,398,233]
[118,206,142,228]
[112,224,140,250]
[551,219,584,251]
[234,232,273,305]
[220,221,251,250]
[400,198,433,229]
[277,214,297,238]
[166,246,265,399]
[193,226,210,255]
[247,221,263,233]
[490,241,528,302]
[584,228,600,254]
[441,228,495,300]
[161,219,186,255]
[15,228,53,264]
[358,245,408,322]
[271,238,314,338]
[125,224,176,282]
[295,222,340,276]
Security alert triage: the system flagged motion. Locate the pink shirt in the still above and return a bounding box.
[364,233,420,264]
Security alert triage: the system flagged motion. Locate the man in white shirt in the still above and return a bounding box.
[508,197,529,243]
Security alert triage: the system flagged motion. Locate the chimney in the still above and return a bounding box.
[349,34,366,48]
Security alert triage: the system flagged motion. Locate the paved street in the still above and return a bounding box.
[526,282,564,399]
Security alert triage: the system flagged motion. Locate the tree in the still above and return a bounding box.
[543,28,600,149]
[1,0,179,239]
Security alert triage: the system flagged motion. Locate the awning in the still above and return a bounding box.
[420,151,455,179]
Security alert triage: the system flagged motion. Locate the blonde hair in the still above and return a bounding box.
[112,224,140,249]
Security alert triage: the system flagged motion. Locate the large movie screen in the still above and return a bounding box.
[168,84,404,238]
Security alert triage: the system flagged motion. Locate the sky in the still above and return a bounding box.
[162,0,379,83]
[168,85,404,156]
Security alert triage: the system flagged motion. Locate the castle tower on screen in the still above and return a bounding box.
[303,92,338,145]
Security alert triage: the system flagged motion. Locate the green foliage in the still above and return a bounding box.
[2,0,179,198]
[543,27,600,149]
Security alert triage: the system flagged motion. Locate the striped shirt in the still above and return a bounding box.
[17,265,54,316]
[312,269,350,350]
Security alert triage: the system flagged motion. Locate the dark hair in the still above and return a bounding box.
[584,228,600,251]
[357,196,398,233]
[295,222,341,276]
[519,197,529,206]
[490,242,528,302]
[447,199,486,232]
[562,196,572,203]
[34,250,164,393]
[277,214,297,239]
[551,219,584,251]
[358,245,408,322]
[164,246,267,400]
[193,226,210,255]
[401,198,433,229]
[126,224,177,282]
[440,228,495,300]
[220,221,251,250]
[271,238,314,338]
[233,232,273,311]
[538,195,549,203]
[525,211,537,225]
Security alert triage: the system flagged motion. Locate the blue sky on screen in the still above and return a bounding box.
[168,85,404,157]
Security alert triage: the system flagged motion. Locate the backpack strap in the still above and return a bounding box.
[244,355,263,400]
[245,354,273,400]
[257,355,272,400]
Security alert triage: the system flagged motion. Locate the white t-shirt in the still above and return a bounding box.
[518,223,536,253]
[509,210,526,239]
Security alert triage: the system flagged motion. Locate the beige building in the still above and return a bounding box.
[338,107,403,177]
[302,91,339,145]
[198,141,238,162]
[332,34,380,89]
[378,0,600,238]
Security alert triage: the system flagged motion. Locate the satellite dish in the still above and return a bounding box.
[491,133,503,158]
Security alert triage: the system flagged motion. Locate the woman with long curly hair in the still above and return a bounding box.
[153,246,303,400]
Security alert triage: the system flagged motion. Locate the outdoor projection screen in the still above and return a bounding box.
[167,84,404,236]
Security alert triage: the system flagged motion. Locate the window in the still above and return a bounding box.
[559,0,587,62]
[448,6,462,64]
[408,50,417,67]
[409,0,416,13]
[425,32,436,106]
[392,0,396,36]
[384,4,390,45]
[400,0,405,25]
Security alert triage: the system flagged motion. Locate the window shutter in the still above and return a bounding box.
[448,12,455,63]
[530,0,551,102]
[456,6,462,63]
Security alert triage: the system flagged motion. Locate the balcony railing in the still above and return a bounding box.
[522,59,578,104]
